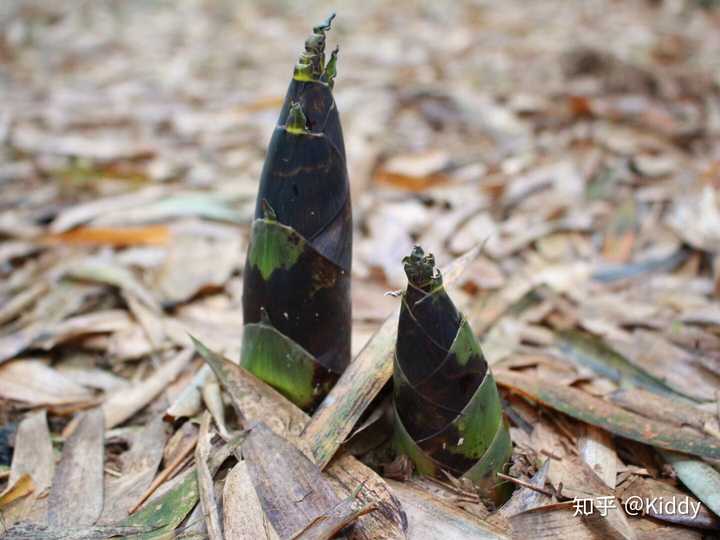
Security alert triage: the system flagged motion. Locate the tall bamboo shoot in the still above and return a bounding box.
[241,15,351,410]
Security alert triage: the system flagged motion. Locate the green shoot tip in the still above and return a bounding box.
[294,14,340,85]
[285,102,308,134]
[261,199,278,220]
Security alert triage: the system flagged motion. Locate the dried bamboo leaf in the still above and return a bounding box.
[164,364,212,421]
[243,421,343,539]
[608,388,716,434]
[34,310,134,351]
[102,348,193,428]
[661,451,720,519]
[591,248,689,283]
[0,360,94,405]
[617,475,719,530]
[509,504,601,540]
[0,474,42,534]
[93,193,250,227]
[495,370,720,460]
[291,485,378,540]
[0,522,149,540]
[123,294,166,351]
[202,373,230,439]
[0,411,53,529]
[0,281,49,326]
[0,283,97,364]
[0,474,35,509]
[612,330,720,403]
[11,125,153,160]
[64,257,160,312]
[47,408,105,528]
[223,462,280,540]
[195,412,223,540]
[578,425,617,489]
[9,410,54,494]
[57,365,129,393]
[387,479,509,540]
[49,186,166,233]
[193,337,407,539]
[155,234,240,304]
[468,261,590,335]
[667,186,720,253]
[498,460,552,518]
[554,329,697,403]
[98,415,167,523]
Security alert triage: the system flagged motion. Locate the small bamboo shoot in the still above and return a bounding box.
[393,246,511,499]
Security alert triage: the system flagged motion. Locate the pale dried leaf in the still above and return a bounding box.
[47,408,105,528]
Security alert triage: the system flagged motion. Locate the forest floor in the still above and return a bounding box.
[1,1,720,538]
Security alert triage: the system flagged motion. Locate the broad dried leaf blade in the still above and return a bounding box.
[243,422,344,539]
[47,408,105,528]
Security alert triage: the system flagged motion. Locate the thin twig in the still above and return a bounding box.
[496,472,554,497]
[428,474,480,501]
[196,412,223,540]
[128,431,198,514]
[540,448,562,461]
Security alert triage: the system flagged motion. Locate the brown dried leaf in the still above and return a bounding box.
[223,462,280,540]
[242,422,342,540]
[0,360,94,405]
[47,408,105,528]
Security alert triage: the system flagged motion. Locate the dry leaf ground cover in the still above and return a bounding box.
[1,0,720,538]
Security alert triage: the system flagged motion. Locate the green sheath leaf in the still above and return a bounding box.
[394,355,507,475]
[122,470,199,538]
[450,370,504,461]
[242,214,350,382]
[463,423,514,502]
[393,402,444,477]
[241,321,328,410]
[393,398,512,492]
[247,218,304,281]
